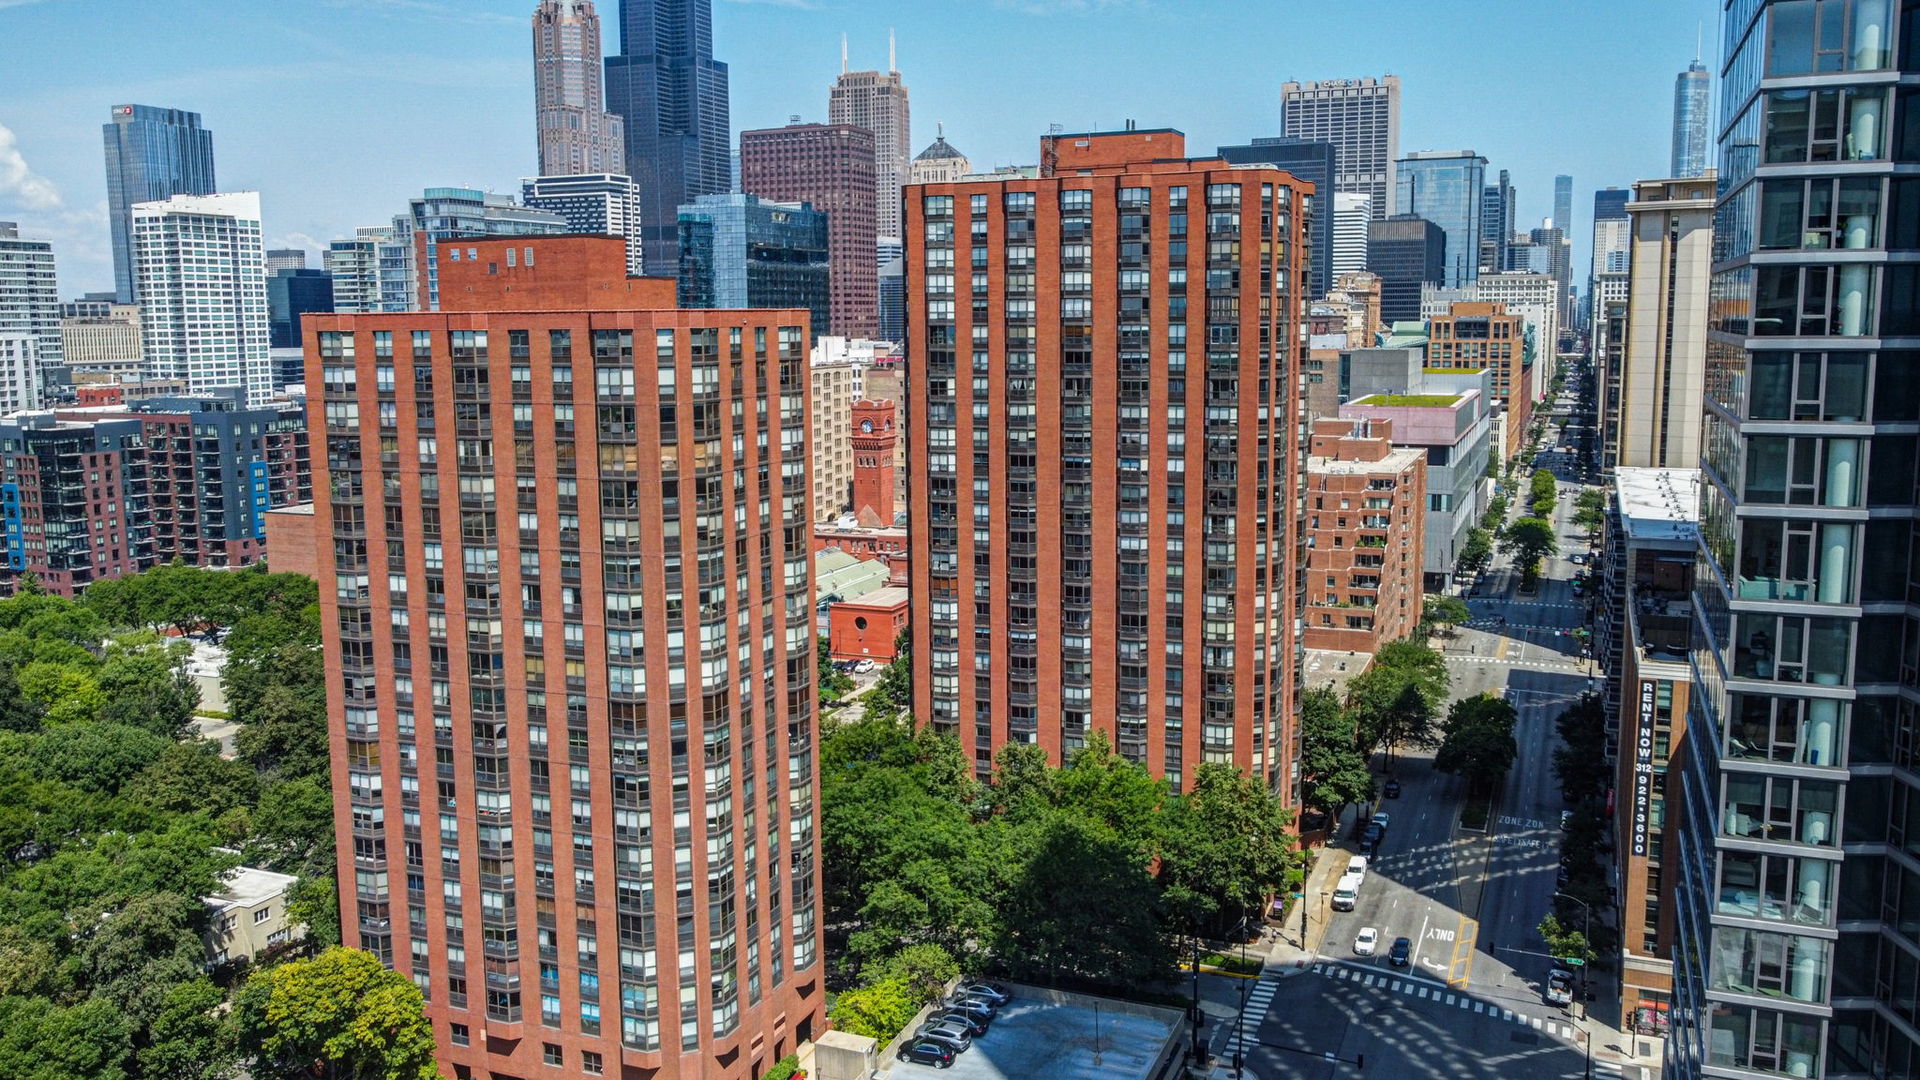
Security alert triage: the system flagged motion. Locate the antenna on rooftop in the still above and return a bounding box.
[889,28,897,73]
[841,33,848,75]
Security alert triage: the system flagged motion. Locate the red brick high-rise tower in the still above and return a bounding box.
[301,235,824,1080]
[906,128,1311,795]
[850,399,896,525]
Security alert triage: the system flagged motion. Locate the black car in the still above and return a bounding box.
[1363,821,1385,845]
[898,1041,956,1068]
[1383,778,1401,799]
[1358,837,1378,858]
[1389,937,1412,967]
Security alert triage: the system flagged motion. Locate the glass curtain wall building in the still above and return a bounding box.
[1674,2,1920,1077]
[1395,150,1487,289]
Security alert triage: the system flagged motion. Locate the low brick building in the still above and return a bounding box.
[1304,417,1427,654]
[829,585,909,662]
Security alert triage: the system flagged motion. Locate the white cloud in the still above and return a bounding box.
[0,123,62,211]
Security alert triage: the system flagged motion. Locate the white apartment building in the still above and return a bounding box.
[132,192,272,404]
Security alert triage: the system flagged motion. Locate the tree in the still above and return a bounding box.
[864,943,961,1004]
[1458,527,1493,574]
[1573,488,1607,530]
[30,722,170,796]
[864,628,913,719]
[232,946,441,1080]
[1502,517,1559,588]
[1157,763,1298,934]
[0,995,133,1080]
[1537,913,1596,967]
[126,740,260,817]
[995,813,1171,987]
[96,635,200,739]
[234,683,329,784]
[285,875,342,950]
[16,662,105,727]
[1433,693,1519,792]
[1297,688,1372,821]
[816,635,854,705]
[139,978,238,1080]
[1346,639,1449,762]
[1420,594,1472,636]
[829,976,922,1041]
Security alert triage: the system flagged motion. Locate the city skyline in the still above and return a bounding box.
[1,0,1713,296]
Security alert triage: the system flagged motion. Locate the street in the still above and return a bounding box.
[1218,389,1653,1078]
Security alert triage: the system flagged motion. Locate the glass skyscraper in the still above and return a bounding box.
[1671,2,1914,1076]
[102,104,215,304]
[676,193,829,337]
[1673,58,1713,178]
[605,0,731,277]
[1395,150,1487,289]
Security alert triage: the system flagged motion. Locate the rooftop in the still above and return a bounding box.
[1613,467,1700,543]
[1351,393,1463,408]
[838,585,908,610]
[1307,446,1427,475]
[205,862,299,911]
[815,549,892,603]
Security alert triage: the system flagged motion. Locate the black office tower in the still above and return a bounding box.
[1366,214,1444,324]
[604,0,732,277]
[1217,138,1337,297]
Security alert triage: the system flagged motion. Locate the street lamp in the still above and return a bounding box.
[1553,891,1595,1080]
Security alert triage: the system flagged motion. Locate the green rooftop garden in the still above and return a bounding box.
[1353,393,1460,408]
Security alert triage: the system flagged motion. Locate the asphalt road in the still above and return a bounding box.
[1225,407,1646,1080]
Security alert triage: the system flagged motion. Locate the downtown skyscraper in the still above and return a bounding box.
[829,36,911,242]
[1280,76,1401,218]
[306,234,824,1080]
[533,1,626,176]
[1668,2,1911,1077]
[1671,57,1711,178]
[739,122,878,338]
[102,104,216,304]
[605,0,731,276]
[1395,149,1487,288]
[906,128,1307,794]
[133,192,272,404]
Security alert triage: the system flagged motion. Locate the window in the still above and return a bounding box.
[582,1051,604,1075]
[450,1024,470,1047]
[254,906,273,924]
[544,1044,564,1066]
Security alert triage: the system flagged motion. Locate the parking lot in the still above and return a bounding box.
[886,995,1180,1080]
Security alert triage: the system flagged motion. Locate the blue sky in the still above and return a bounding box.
[0,0,1718,296]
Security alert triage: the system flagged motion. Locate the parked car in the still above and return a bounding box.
[949,991,999,1014]
[958,982,1011,1006]
[932,1009,989,1036]
[898,1041,957,1068]
[942,1001,995,1029]
[1371,813,1391,833]
[1383,778,1401,799]
[916,1023,972,1053]
[1388,937,1412,968]
[1354,926,1380,956]
[1545,969,1576,1007]
[1346,854,1369,880]
[1359,837,1378,859]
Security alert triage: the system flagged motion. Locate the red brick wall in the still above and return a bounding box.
[828,596,908,661]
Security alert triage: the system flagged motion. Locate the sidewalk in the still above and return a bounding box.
[1262,805,1362,973]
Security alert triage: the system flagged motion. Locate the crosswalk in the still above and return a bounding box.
[1452,655,1587,671]
[1308,962,1593,1046]
[1216,972,1282,1062]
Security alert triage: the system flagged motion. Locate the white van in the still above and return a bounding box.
[1346,855,1369,880]
[1330,872,1363,912]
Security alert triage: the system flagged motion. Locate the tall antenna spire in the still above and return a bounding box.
[889,28,896,73]
[1695,22,1702,63]
[841,33,848,75]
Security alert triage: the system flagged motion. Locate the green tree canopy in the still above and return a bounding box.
[1502,517,1559,585]
[1347,639,1450,761]
[1297,688,1371,820]
[1434,693,1520,792]
[1421,595,1472,634]
[1158,763,1299,932]
[233,947,441,1080]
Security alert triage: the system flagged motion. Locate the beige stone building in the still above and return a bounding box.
[811,361,856,520]
[204,863,306,965]
[1613,172,1714,470]
[60,303,142,374]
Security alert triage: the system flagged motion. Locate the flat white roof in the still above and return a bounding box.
[205,863,299,910]
[1613,467,1700,543]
